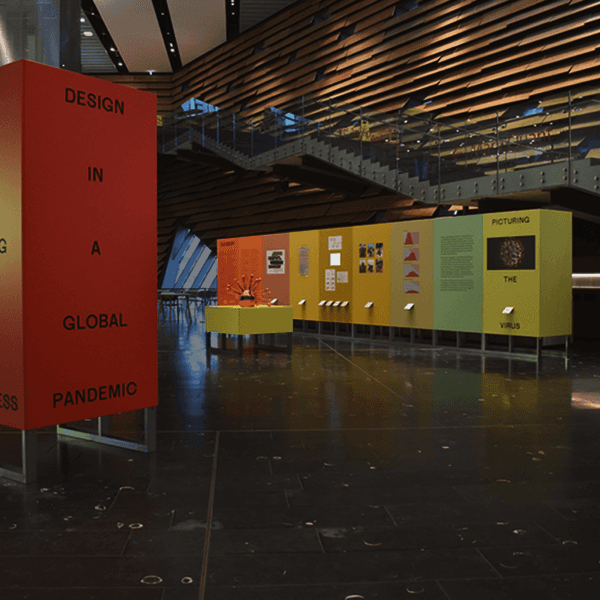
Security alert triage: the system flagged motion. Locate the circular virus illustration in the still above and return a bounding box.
[499,238,525,267]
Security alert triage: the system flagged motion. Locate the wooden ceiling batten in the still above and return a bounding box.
[105,0,600,277]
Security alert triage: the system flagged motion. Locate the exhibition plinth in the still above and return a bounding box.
[205,306,294,355]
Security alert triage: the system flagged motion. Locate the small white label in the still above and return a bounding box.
[503,306,514,314]
[365,302,374,308]
[333,301,341,307]
[326,300,334,307]
[404,303,414,310]
[319,300,326,306]
[298,299,306,305]
[341,301,349,307]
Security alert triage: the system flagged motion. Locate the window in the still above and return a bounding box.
[338,25,355,41]
[394,1,419,16]
[162,227,217,290]
[312,7,332,25]
[315,67,327,81]
[179,98,220,115]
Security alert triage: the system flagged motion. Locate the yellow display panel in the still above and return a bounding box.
[390,220,434,330]
[539,210,572,337]
[205,306,293,335]
[482,209,558,337]
[352,223,391,326]
[289,230,320,321]
[318,227,353,323]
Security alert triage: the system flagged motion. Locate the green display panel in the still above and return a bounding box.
[433,215,483,333]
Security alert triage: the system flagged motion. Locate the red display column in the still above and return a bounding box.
[0,60,158,430]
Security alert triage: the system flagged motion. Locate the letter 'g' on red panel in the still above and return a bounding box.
[0,60,158,430]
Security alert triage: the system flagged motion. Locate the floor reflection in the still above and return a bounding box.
[1,310,600,599]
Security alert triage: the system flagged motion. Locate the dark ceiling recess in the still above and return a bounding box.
[226,0,241,42]
[81,0,128,74]
[151,0,182,72]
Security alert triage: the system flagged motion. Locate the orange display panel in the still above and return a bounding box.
[217,235,264,306]
[263,233,290,305]
[0,60,157,430]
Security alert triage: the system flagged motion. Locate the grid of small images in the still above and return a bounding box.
[358,242,384,274]
[403,231,420,294]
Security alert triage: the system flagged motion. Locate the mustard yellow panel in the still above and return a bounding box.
[289,230,320,321]
[205,306,293,335]
[482,210,541,336]
[318,227,353,323]
[351,223,392,326]
[390,220,434,330]
[539,210,572,337]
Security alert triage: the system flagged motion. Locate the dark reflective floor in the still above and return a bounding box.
[2,308,600,599]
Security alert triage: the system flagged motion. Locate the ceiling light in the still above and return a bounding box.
[80,18,85,22]
[118,62,123,66]
[83,31,93,37]
[110,47,116,51]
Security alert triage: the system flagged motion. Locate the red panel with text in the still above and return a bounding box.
[10,60,158,429]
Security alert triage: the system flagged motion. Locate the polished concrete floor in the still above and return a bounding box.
[2,309,600,599]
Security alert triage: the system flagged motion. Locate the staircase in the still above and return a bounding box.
[158,94,600,205]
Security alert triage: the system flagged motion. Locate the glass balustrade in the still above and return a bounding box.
[157,90,600,198]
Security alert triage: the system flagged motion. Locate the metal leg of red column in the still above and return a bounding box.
[0,430,38,484]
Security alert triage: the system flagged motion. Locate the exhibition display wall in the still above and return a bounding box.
[216,208,572,338]
[0,60,158,430]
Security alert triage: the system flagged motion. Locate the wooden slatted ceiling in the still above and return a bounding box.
[101,0,600,279]
[98,0,600,123]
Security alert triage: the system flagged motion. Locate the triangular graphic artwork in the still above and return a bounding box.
[404,232,413,245]
[405,251,418,261]
[403,280,420,294]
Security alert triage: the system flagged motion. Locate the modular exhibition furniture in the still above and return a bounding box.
[205,306,294,355]
[217,209,572,351]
